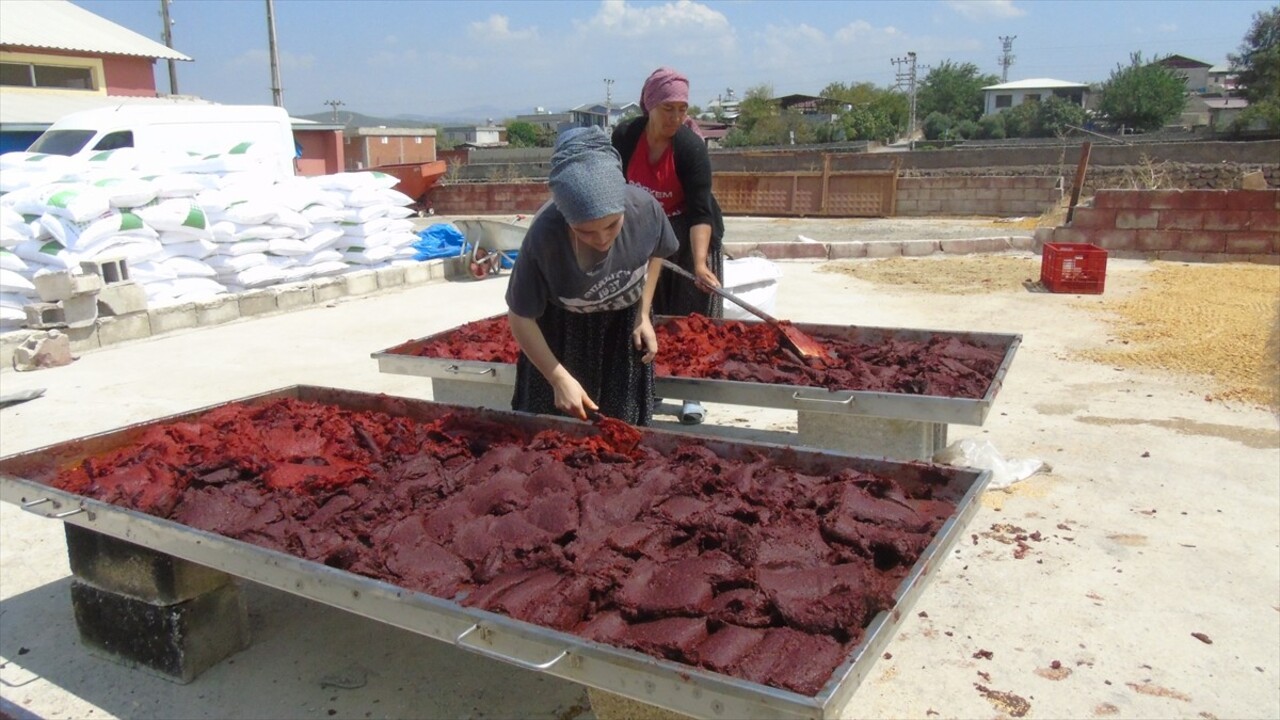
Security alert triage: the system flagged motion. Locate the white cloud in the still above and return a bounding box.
[945,0,1026,21]
[367,48,421,68]
[1157,22,1178,33]
[583,0,731,37]
[468,14,538,41]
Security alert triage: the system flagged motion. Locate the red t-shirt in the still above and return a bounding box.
[626,132,685,218]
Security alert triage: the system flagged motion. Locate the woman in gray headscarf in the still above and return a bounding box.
[506,126,679,425]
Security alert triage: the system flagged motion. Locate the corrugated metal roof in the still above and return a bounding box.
[982,78,1089,91]
[0,0,191,61]
[0,92,212,125]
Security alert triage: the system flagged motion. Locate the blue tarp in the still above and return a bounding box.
[412,223,466,261]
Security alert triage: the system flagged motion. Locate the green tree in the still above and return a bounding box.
[917,61,1000,122]
[922,111,953,140]
[1034,96,1089,136]
[731,84,777,137]
[1096,52,1187,131]
[505,120,541,148]
[999,101,1037,137]
[977,113,1006,139]
[821,82,908,140]
[1228,5,1280,130]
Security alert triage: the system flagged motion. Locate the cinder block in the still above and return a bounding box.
[866,241,903,258]
[1068,208,1116,230]
[401,261,433,285]
[1091,229,1138,251]
[311,277,347,303]
[275,284,314,311]
[375,265,406,289]
[942,237,1012,254]
[237,289,277,317]
[1226,232,1278,254]
[1048,227,1090,245]
[1156,210,1204,231]
[63,293,99,329]
[828,241,868,259]
[12,329,73,370]
[148,302,198,335]
[1225,190,1279,211]
[192,296,238,326]
[64,323,100,352]
[0,330,36,370]
[96,281,149,316]
[70,579,249,684]
[1116,210,1159,230]
[756,242,828,260]
[1248,211,1279,233]
[901,239,940,257]
[96,312,152,346]
[1197,210,1249,232]
[33,270,103,302]
[65,526,231,603]
[1134,230,1181,251]
[23,302,64,329]
[1177,231,1227,253]
[80,256,130,285]
[1008,235,1034,251]
[344,269,379,296]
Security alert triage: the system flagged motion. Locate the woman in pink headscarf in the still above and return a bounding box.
[612,66,725,425]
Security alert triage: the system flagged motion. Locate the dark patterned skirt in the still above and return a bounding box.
[511,302,654,426]
[654,214,724,319]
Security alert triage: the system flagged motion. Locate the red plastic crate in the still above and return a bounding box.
[1040,242,1107,294]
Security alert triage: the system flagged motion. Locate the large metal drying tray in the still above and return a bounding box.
[373,315,1022,426]
[0,385,989,720]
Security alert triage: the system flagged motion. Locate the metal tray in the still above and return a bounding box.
[0,386,989,720]
[373,315,1022,426]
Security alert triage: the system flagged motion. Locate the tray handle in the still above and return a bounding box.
[445,365,497,377]
[454,623,569,671]
[791,391,855,407]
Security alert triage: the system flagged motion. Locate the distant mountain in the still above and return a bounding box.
[298,106,535,128]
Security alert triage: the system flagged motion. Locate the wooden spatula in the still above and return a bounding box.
[659,259,830,360]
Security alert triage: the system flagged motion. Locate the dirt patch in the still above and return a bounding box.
[1074,263,1280,410]
[820,255,1040,294]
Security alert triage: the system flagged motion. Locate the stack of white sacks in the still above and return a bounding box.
[0,145,422,330]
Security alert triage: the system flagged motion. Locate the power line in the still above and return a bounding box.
[158,0,178,95]
[603,78,614,127]
[998,35,1017,82]
[892,51,925,138]
[325,99,344,123]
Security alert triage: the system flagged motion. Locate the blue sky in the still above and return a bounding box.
[75,0,1272,121]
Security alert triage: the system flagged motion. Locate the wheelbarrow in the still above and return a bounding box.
[453,217,529,280]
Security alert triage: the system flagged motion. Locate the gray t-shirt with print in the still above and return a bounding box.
[505,185,678,318]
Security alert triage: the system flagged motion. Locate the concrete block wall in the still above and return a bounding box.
[1043,189,1279,261]
[429,182,550,215]
[896,176,1062,217]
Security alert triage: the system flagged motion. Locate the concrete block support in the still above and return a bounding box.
[96,312,152,346]
[33,271,103,302]
[195,297,240,326]
[237,289,277,317]
[70,580,249,684]
[312,277,346,303]
[80,257,130,285]
[375,265,406,289]
[402,262,433,285]
[275,284,314,311]
[23,302,64,329]
[96,282,149,317]
[344,270,379,296]
[62,293,99,329]
[797,411,947,462]
[148,303,199,335]
[64,526,249,684]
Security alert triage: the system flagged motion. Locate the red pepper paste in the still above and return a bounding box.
[50,397,959,696]
[398,314,1002,398]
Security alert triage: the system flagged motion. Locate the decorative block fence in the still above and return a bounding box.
[428,175,1065,219]
[1041,189,1279,260]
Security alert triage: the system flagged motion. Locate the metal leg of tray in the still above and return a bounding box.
[797,411,948,462]
[63,525,250,683]
[431,378,515,411]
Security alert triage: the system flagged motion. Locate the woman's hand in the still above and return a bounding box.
[632,316,658,364]
[694,262,721,291]
[550,369,597,420]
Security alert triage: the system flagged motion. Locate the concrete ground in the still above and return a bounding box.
[0,217,1277,720]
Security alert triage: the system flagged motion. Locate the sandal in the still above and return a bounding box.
[679,401,706,426]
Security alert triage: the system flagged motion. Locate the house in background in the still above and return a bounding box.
[0,0,199,152]
[512,107,607,135]
[441,123,505,147]
[981,78,1089,116]
[1155,54,1213,94]
[1207,64,1240,95]
[343,126,437,170]
[571,101,640,128]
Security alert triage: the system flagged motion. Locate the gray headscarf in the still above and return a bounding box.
[548,126,626,225]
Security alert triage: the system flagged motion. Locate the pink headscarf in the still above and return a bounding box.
[640,67,702,137]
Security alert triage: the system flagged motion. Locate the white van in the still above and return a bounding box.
[27,104,297,178]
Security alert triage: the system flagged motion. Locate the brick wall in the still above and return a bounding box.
[896,176,1062,217]
[1044,189,1279,261]
[428,182,550,215]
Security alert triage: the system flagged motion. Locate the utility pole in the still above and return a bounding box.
[892,51,921,139]
[159,0,178,95]
[603,78,614,127]
[998,35,1017,83]
[325,99,344,123]
[266,0,284,107]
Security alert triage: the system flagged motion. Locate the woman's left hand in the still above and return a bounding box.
[695,263,721,291]
[632,317,658,364]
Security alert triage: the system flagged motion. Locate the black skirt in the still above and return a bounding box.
[654,213,724,319]
[511,302,654,426]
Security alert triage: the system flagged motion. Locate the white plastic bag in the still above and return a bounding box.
[934,438,1047,490]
